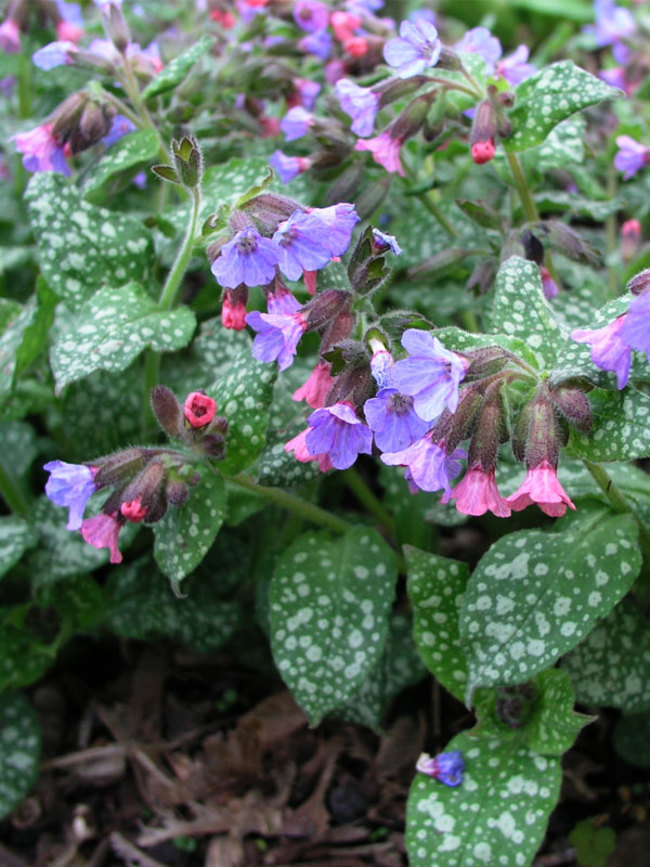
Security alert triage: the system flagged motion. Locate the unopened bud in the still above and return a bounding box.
[101,1,131,53]
[240,193,302,234]
[621,218,642,264]
[437,46,461,70]
[50,92,87,143]
[463,347,510,380]
[471,139,496,165]
[549,385,592,433]
[171,135,202,188]
[627,267,650,296]
[197,432,227,460]
[166,479,189,506]
[151,385,182,437]
[467,382,507,471]
[375,74,430,108]
[120,460,167,523]
[391,92,437,143]
[222,285,248,330]
[304,289,352,331]
[184,391,217,428]
[93,448,150,489]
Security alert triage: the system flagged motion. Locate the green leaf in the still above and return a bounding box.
[106,554,240,651]
[491,257,565,369]
[0,693,40,820]
[269,527,397,724]
[82,129,159,199]
[569,819,616,867]
[566,387,650,462]
[153,470,226,591]
[527,117,586,172]
[0,517,38,581]
[504,61,620,152]
[211,341,278,475]
[406,731,561,867]
[613,711,650,768]
[0,281,56,403]
[162,316,250,394]
[0,606,57,692]
[25,173,155,311]
[460,512,641,694]
[36,573,105,632]
[406,546,469,702]
[142,35,215,100]
[562,598,650,712]
[0,421,38,479]
[328,613,427,729]
[50,284,196,392]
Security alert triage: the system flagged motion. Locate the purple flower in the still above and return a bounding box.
[335,79,380,137]
[584,0,635,61]
[292,78,321,110]
[293,0,329,33]
[32,40,78,70]
[381,433,465,496]
[57,0,84,27]
[571,315,631,388]
[372,228,402,255]
[364,388,429,452]
[383,18,442,79]
[273,210,333,281]
[416,750,465,787]
[266,282,301,314]
[269,151,311,184]
[246,310,308,371]
[211,226,280,289]
[280,106,315,142]
[390,329,467,423]
[370,348,393,387]
[44,461,97,530]
[355,131,404,175]
[456,26,502,75]
[13,123,70,175]
[614,135,650,181]
[102,114,137,147]
[305,402,373,470]
[300,29,332,60]
[0,18,20,53]
[309,203,360,256]
[495,45,535,86]
[620,291,650,360]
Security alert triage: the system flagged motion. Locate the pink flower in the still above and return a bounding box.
[506,461,576,518]
[56,20,84,43]
[355,132,405,176]
[184,392,217,428]
[292,360,333,408]
[81,512,123,564]
[13,123,70,175]
[0,18,20,54]
[445,466,511,518]
[471,138,496,165]
[221,291,248,330]
[120,497,148,522]
[284,429,333,472]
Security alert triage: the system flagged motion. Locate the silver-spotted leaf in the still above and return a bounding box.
[83,129,159,199]
[566,387,650,462]
[270,527,396,724]
[142,35,215,100]
[0,517,38,581]
[0,693,41,820]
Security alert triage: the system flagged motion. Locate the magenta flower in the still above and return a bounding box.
[507,461,576,518]
[273,210,334,281]
[120,497,147,522]
[620,290,650,360]
[293,360,333,408]
[495,45,535,86]
[0,18,20,54]
[44,460,97,530]
[614,136,650,181]
[246,310,308,371]
[13,123,70,175]
[539,265,558,300]
[416,750,465,787]
[364,389,430,453]
[456,26,502,74]
[355,131,405,176]
[269,150,311,184]
[305,402,373,470]
[335,79,380,137]
[390,330,467,423]
[293,0,329,32]
[80,512,123,564]
[211,226,280,289]
[571,315,631,388]
[383,18,442,79]
[381,433,465,496]
[184,392,217,428]
[445,466,511,518]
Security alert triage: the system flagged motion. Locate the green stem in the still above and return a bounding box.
[404,160,459,239]
[605,163,619,297]
[584,459,650,555]
[341,468,396,536]
[229,473,353,535]
[100,90,144,130]
[17,55,32,119]
[0,461,30,516]
[118,54,170,163]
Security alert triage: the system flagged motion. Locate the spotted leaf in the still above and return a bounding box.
[270,527,397,725]
[504,61,620,152]
[460,510,641,695]
[0,517,38,582]
[50,284,196,392]
[82,129,159,200]
[142,35,215,100]
[0,693,41,820]
[406,546,469,702]
[566,387,650,462]
[407,731,561,867]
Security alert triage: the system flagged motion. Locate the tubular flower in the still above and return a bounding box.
[381,433,466,497]
[445,465,511,518]
[305,402,373,470]
[416,750,465,787]
[80,512,124,564]
[506,461,576,518]
[184,392,217,428]
[571,315,631,389]
[44,461,97,530]
[246,310,308,371]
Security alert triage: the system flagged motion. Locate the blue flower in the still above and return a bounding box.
[416,750,465,787]
[384,18,442,79]
[305,402,373,470]
[572,315,631,389]
[246,310,307,371]
[309,203,360,256]
[335,79,380,137]
[32,40,77,70]
[273,210,334,281]
[620,291,650,360]
[299,28,332,60]
[280,106,315,142]
[381,433,465,496]
[102,114,137,147]
[614,135,650,181]
[269,150,310,184]
[455,26,502,75]
[390,330,467,423]
[363,388,429,452]
[372,228,402,255]
[211,226,280,289]
[44,460,97,530]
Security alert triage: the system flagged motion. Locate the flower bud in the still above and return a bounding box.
[50,92,87,143]
[151,385,183,437]
[67,100,115,155]
[627,267,650,296]
[391,92,437,143]
[166,479,189,506]
[467,258,496,295]
[463,347,510,381]
[120,460,168,523]
[496,684,535,729]
[196,432,227,460]
[184,392,217,428]
[437,46,461,70]
[171,135,203,189]
[470,100,497,154]
[222,285,249,330]
[303,289,352,332]
[549,385,592,433]
[375,74,430,108]
[466,382,508,472]
[92,448,151,489]
[101,1,131,53]
[513,385,563,470]
[240,193,303,234]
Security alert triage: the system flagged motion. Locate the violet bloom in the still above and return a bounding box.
[384,18,442,79]
[293,359,334,408]
[381,433,465,497]
[102,114,136,147]
[293,0,329,33]
[620,290,650,360]
[284,428,334,472]
[456,26,502,75]
[211,226,280,289]
[32,41,78,70]
[364,388,430,452]
[507,461,576,518]
[335,79,380,137]
[269,151,311,184]
[246,310,308,371]
[309,203,360,256]
[273,210,333,281]
[13,123,70,175]
[571,315,631,388]
[305,402,373,470]
[370,348,394,387]
[445,466,511,518]
[495,44,535,86]
[372,228,402,255]
[299,29,332,60]
[539,265,558,300]
[80,512,123,564]
[614,135,650,181]
[416,750,465,787]
[266,282,301,314]
[584,0,635,63]
[56,0,85,43]
[44,460,97,530]
[0,18,20,54]
[355,131,404,176]
[390,329,467,423]
[292,78,321,110]
[280,106,315,142]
